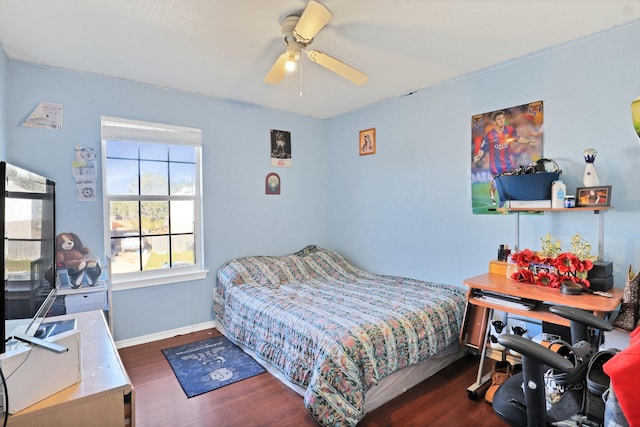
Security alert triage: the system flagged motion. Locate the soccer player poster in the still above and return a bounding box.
[471,101,544,214]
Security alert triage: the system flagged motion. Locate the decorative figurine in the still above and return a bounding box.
[582,148,600,187]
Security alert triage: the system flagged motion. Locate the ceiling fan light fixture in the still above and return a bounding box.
[284,44,301,72]
[285,58,297,72]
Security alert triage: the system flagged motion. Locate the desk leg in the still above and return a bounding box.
[467,308,494,400]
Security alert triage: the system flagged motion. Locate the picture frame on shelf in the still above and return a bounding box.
[576,185,611,208]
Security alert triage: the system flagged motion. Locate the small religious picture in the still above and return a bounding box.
[265,172,280,195]
[359,128,376,155]
[270,129,292,167]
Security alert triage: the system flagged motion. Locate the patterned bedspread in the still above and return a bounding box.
[214,245,466,426]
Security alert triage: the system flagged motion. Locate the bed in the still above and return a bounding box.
[213,245,466,426]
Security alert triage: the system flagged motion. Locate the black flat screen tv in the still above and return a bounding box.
[1,162,56,354]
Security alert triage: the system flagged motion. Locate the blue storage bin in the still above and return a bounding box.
[494,172,560,206]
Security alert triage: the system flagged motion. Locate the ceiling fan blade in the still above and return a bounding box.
[264,53,287,84]
[294,0,332,43]
[305,50,368,85]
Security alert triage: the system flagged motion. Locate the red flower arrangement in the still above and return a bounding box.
[510,248,593,288]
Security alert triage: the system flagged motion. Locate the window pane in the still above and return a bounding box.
[169,145,195,163]
[106,159,139,195]
[110,201,140,233]
[106,140,138,159]
[142,235,170,271]
[111,250,141,274]
[171,235,195,266]
[170,162,195,195]
[170,201,194,234]
[140,143,167,161]
[141,201,169,235]
[140,161,168,195]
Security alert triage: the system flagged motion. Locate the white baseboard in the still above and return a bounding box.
[115,320,217,349]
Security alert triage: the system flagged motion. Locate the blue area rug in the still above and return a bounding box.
[162,335,266,398]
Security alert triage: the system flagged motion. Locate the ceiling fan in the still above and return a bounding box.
[264,0,368,86]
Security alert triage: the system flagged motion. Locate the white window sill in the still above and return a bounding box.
[112,268,209,291]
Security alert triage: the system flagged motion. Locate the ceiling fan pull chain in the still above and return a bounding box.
[299,58,303,96]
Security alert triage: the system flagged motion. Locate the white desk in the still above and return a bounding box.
[5,310,134,427]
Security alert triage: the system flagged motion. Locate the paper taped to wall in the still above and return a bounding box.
[21,102,63,130]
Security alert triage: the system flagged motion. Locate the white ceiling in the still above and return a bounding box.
[1,1,640,118]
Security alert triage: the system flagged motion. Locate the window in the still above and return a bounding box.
[101,116,206,289]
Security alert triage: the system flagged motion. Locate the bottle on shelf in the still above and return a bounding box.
[551,180,566,209]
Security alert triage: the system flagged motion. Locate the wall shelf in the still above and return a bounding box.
[510,206,611,260]
[508,206,611,213]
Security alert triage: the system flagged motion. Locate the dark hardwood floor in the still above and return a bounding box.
[119,328,509,427]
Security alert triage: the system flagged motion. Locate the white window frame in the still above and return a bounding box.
[101,116,207,290]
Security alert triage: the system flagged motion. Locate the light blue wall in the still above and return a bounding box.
[327,21,640,288]
[0,46,7,159]
[5,63,328,341]
[4,20,640,342]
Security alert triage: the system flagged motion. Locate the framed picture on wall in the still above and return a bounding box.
[359,128,376,155]
[265,172,280,195]
[576,185,611,207]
